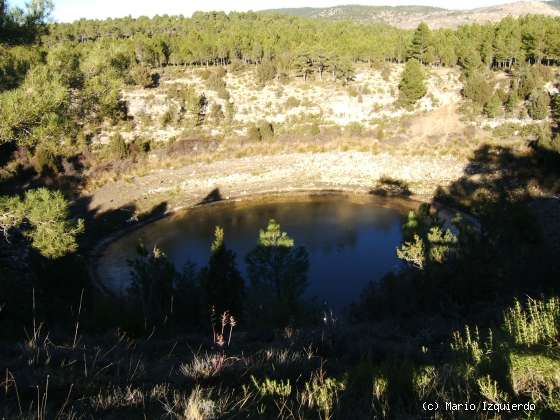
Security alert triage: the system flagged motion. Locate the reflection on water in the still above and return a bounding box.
[98,194,409,309]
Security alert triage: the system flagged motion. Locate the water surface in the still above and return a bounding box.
[98,194,411,309]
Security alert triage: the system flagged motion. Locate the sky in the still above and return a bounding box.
[12,0,519,22]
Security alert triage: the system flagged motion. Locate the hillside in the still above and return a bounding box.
[263,1,560,28]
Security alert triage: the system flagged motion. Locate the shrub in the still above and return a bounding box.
[256,60,277,85]
[128,64,152,87]
[346,122,363,137]
[309,122,321,136]
[463,73,492,107]
[505,90,519,114]
[301,370,345,420]
[251,376,292,399]
[503,297,560,346]
[483,94,502,118]
[34,146,61,175]
[257,120,274,140]
[110,133,128,160]
[509,351,560,401]
[247,124,262,141]
[225,101,235,123]
[132,136,151,154]
[381,65,392,82]
[209,103,225,124]
[527,89,550,120]
[285,96,300,109]
[398,59,426,108]
[207,72,227,92]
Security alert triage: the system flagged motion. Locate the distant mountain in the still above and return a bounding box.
[263,1,560,29]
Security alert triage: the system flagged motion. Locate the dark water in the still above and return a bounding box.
[98,194,410,309]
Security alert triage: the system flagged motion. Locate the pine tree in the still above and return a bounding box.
[398,59,427,108]
[408,22,433,64]
[128,244,176,327]
[245,219,309,322]
[527,88,550,120]
[200,227,244,317]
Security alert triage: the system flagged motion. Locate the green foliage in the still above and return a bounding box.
[251,376,292,399]
[34,145,60,175]
[128,244,176,327]
[451,325,489,364]
[83,70,125,122]
[257,120,274,140]
[463,73,492,108]
[245,219,308,324]
[209,103,224,124]
[398,59,426,108]
[0,45,43,91]
[256,59,277,85]
[247,124,262,141]
[504,297,560,346]
[109,133,128,160]
[46,43,82,88]
[397,206,459,270]
[509,351,560,402]
[483,94,502,118]
[552,94,560,122]
[517,64,545,99]
[301,370,345,420]
[200,227,245,317]
[0,188,85,259]
[0,195,25,239]
[0,65,70,147]
[0,0,53,44]
[408,22,433,64]
[127,64,152,88]
[527,88,550,120]
[505,89,519,114]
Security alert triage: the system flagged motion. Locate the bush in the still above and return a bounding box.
[381,65,392,82]
[398,59,426,108]
[34,147,61,175]
[285,96,300,109]
[527,89,550,120]
[257,120,274,140]
[110,133,128,160]
[256,60,277,85]
[209,103,225,124]
[463,73,492,107]
[247,124,262,141]
[207,72,227,92]
[128,64,152,88]
[503,297,560,346]
[483,94,502,118]
[346,122,363,137]
[225,101,235,123]
[505,90,519,114]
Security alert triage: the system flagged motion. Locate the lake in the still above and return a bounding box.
[97,193,414,309]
